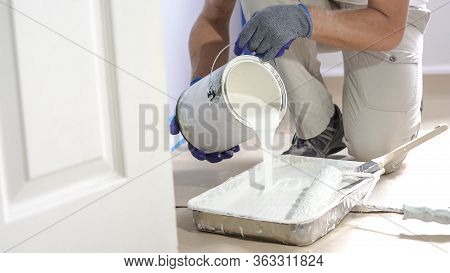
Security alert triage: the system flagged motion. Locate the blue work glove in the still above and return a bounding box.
[170,77,240,163]
[234,4,313,62]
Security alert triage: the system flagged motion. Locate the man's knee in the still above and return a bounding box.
[346,129,415,174]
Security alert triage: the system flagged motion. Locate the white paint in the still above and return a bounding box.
[289,166,343,220]
[227,93,280,190]
[225,60,285,190]
[189,156,380,224]
[193,163,318,222]
[176,55,286,154]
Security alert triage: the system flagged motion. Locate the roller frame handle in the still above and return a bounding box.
[373,124,448,169]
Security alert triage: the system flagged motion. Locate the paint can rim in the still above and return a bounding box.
[221,56,288,129]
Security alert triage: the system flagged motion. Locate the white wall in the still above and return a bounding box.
[162,1,450,100]
[161,1,242,113]
[422,0,450,73]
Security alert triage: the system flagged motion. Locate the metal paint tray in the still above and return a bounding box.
[188,155,383,246]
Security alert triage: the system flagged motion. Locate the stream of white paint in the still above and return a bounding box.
[227,93,280,190]
[224,58,286,191]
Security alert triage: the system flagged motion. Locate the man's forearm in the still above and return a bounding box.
[189,16,230,78]
[189,0,236,79]
[308,0,409,51]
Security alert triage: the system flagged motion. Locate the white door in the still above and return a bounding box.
[0,0,177,252]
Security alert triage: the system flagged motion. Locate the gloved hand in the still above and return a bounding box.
[170,77,240,163]
[170,114,240,163]
[234,4,313,62]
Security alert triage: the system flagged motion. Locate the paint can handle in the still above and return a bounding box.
[209,45,278,86]
[210,45,231,76]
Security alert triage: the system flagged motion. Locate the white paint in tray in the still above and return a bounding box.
[188,155,378,223]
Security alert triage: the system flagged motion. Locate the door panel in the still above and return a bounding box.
[0,0,176,252]
[13,0,107,179]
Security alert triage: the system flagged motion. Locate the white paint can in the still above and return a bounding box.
[176,55,287,153]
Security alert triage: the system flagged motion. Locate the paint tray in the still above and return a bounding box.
[188,155,383,246]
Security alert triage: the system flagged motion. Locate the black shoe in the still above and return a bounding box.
[282,105,346,158]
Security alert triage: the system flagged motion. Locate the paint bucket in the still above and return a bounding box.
[176,55,287,153]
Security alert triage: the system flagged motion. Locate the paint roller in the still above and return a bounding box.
[351,124,450,224]
[289,124,450,224]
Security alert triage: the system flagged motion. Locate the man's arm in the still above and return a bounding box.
[309,0,410,51]
[189,0,236,79]
[235,0,410,61]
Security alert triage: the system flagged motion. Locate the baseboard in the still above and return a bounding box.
[321,65,450,77]
[422,65,450,75]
